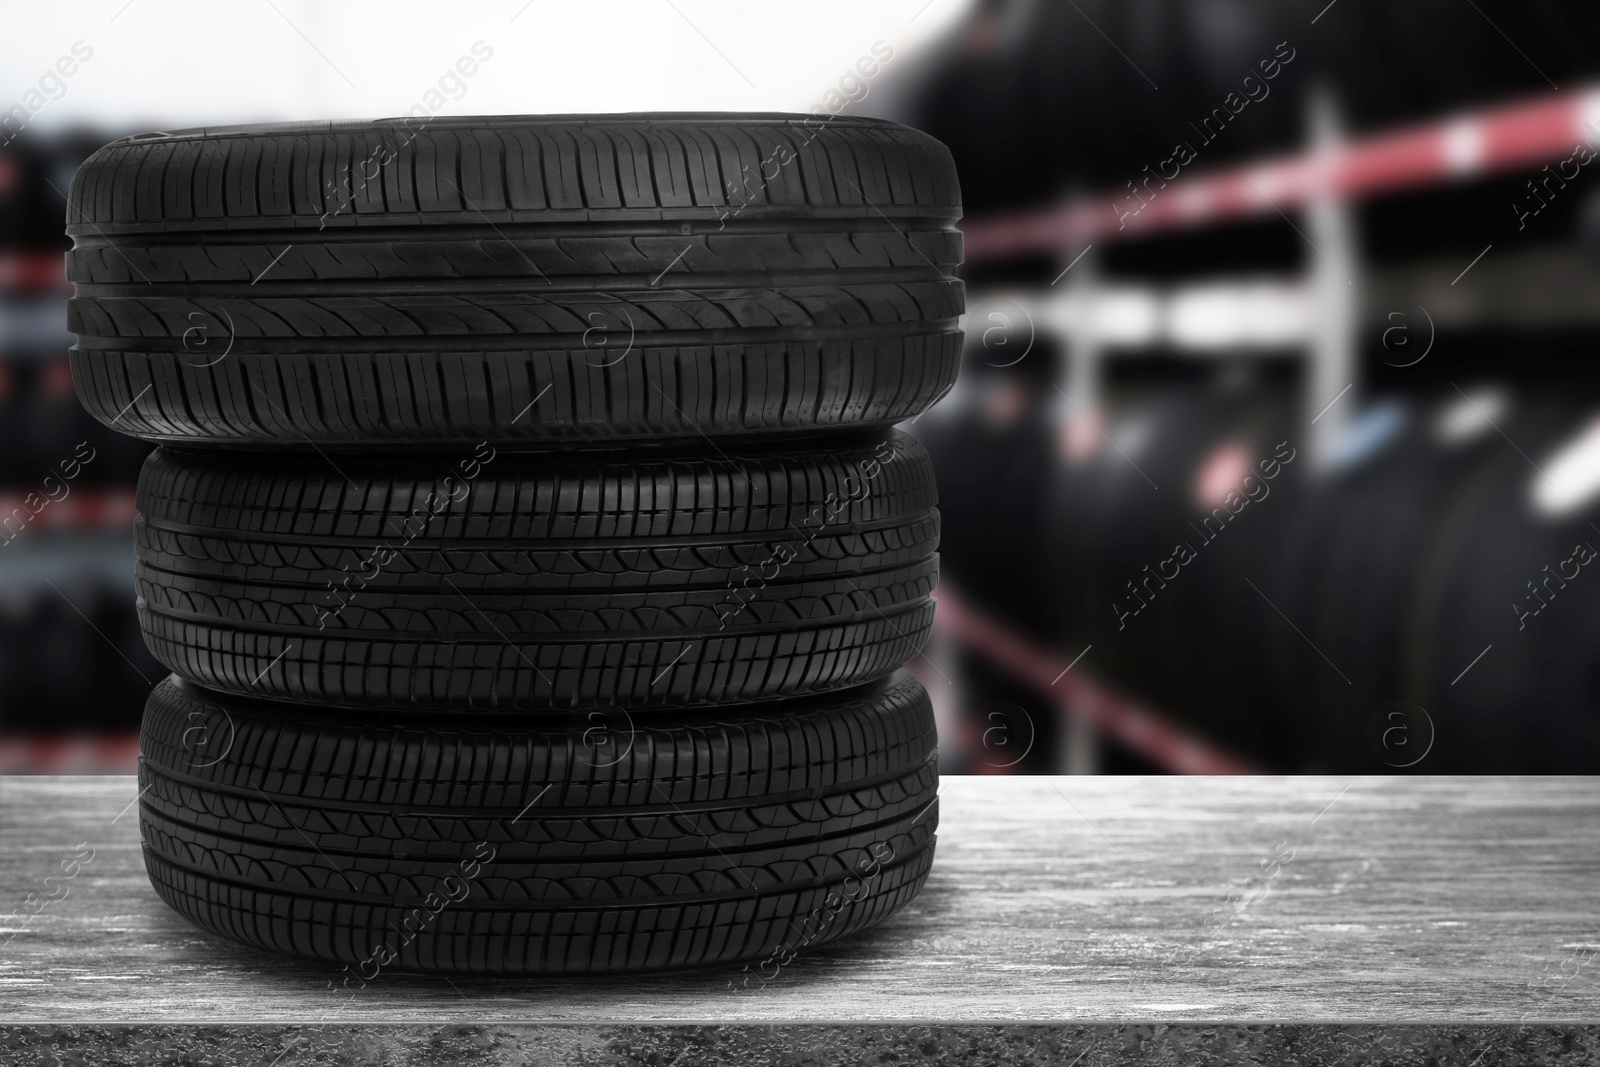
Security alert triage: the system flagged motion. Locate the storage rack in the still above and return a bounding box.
[932,84,1600,773]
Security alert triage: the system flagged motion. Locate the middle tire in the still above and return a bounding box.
[135,431,938,710]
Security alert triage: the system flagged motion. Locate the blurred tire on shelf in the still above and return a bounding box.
[916,357,1060,639]
[1260,395,1499,769]
[1054,384,1298,764]
[1407,395,1600,770]
[1048,381,1600,772]
[134,432,939,711]
[65,115,963,450]
[138,670,938,975]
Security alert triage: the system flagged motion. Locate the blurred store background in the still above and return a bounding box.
[4,0,1600,773]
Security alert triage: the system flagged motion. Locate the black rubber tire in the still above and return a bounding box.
[135,431,938,711]
[138,671,938,975]
[66,114,963,450]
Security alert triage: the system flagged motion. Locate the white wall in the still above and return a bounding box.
[2,0,969,132]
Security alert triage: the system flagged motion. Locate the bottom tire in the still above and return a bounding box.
[137,672,938,976]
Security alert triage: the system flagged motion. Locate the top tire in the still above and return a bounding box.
[66,113,963,451]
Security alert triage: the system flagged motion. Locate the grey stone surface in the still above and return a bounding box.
[4,1025,1600,1066]
[3,776,1599,1026]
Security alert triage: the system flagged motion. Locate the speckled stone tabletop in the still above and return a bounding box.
[3,775,1598,1063]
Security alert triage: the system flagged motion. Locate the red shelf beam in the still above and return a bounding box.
[962,86,1599,260]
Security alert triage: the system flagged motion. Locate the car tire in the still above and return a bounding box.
[68,114,963,450]
[138,671,938,975]
[135,431,938,710]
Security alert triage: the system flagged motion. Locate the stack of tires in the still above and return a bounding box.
[66,114,962,975]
